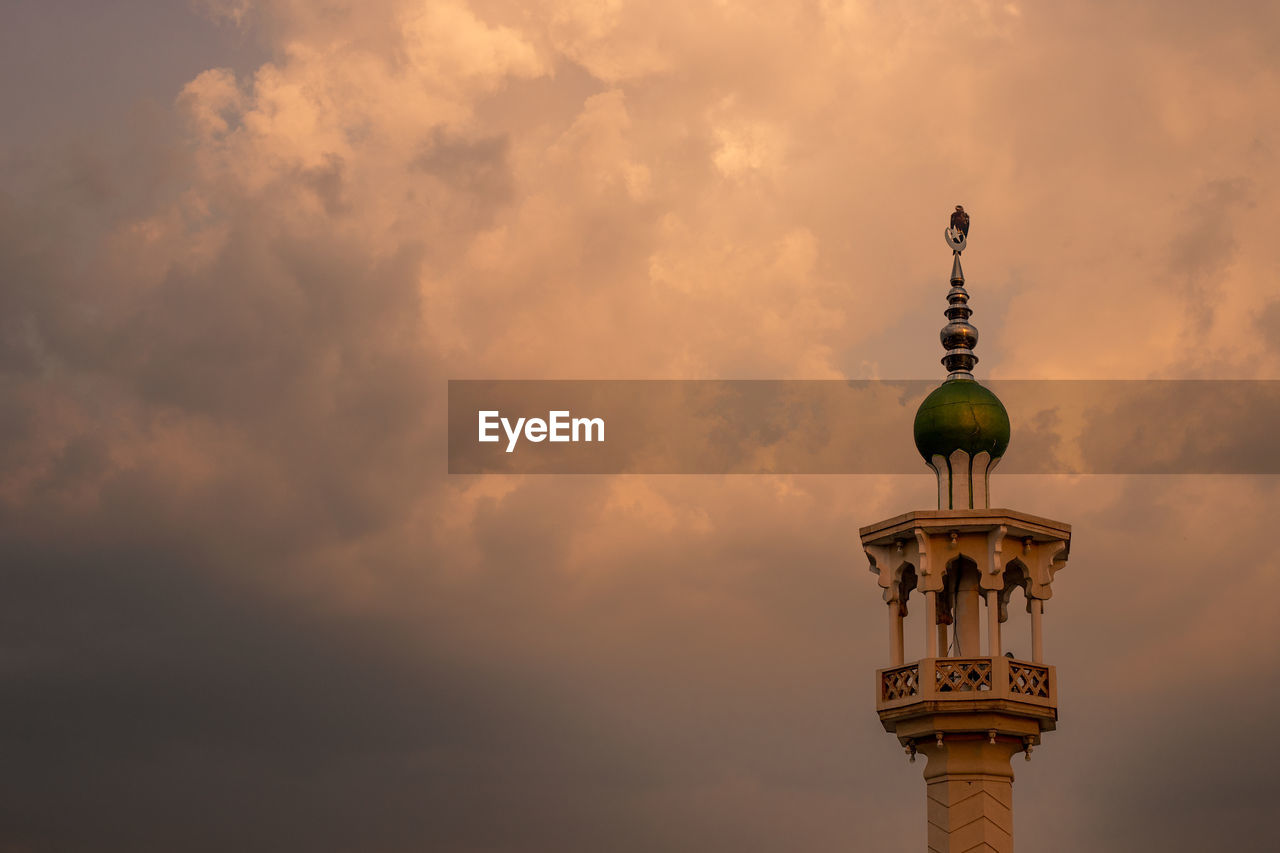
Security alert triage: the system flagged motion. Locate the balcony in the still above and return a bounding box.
[877,656,1056,714]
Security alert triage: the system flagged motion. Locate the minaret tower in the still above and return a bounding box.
[860,208,1071,852]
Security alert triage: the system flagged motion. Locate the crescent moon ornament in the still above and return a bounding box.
[945,227,966,253]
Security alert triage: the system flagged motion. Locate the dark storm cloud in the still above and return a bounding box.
[413,128,513,201]
[301,153,352,215]
[0,515,663,853]
[1088,685,1280,852]
[1256,299,1280,355]
[0,454,888,852]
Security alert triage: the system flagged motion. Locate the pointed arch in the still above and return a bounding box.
[999,559,1031,623]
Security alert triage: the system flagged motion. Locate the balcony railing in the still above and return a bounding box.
[877,656,1055,711]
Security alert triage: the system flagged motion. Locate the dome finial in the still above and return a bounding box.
[941,205,978,380]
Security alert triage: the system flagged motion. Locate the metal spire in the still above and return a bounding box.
[941,206,977,380]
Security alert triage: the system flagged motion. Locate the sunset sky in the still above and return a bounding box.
[3,1,1280,850]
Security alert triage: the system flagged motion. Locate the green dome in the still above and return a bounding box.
[913,379,1010,462]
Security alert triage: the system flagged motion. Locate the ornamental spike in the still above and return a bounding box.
[941,205,978,380]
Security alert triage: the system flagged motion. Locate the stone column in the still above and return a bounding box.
[986,590,1001,657]
[1030,600,1044,663]
[890,600,904,666]
[954,570,981,656]
[917,736,1020,853]
[925,591,938,658]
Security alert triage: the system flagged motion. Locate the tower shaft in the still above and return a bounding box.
[921,737,1018,852]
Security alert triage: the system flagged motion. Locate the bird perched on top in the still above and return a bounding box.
[950,205,970,238]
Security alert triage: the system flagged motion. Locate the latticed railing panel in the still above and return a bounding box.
[1008,662,1050,698]
[881,664,920,701]
[935,658,992,692]
[876,657,1054,710]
